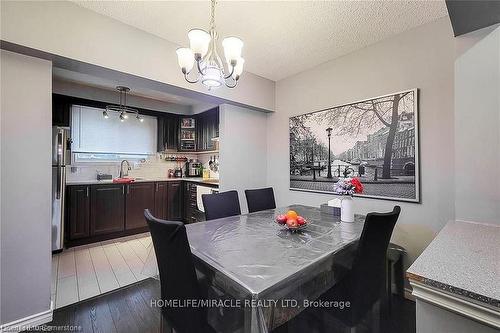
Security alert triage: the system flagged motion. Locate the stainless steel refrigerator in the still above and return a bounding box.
[52,127,71,252]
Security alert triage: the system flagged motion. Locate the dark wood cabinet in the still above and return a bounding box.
[68,185,90,240]
[125,182,155,230]
[157,114,179,152]
[90,184,125,236]
[167,181,183,221]
[154,182,169,220]
[196,107,219,151]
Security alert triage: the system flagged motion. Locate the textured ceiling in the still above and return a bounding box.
[71,0,449,81]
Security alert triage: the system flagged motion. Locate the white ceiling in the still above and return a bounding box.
[71,0,448,81]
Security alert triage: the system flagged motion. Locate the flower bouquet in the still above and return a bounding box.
[333,178,363,223]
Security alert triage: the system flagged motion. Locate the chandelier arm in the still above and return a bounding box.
[223,65,235,80]
[184,72,200,84]
[224,78,238,89]
[196,59,206,76]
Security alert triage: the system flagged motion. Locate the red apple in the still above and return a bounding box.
[286,218,298,228]
[276,214,287,224]
[297,216,306,226]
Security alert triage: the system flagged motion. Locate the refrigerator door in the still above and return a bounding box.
[52,127,71,166]
[52,165,66,251]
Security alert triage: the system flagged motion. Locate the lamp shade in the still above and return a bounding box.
[222,37,243,65]
[232,57,244,78]
[201,65,223,88]
[176,48,195,72]
[188,29,211,58]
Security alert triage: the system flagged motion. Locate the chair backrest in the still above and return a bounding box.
[245,187,276,213]
[202,190,241,221]
[350,206,401,317]
[144,209,206,332]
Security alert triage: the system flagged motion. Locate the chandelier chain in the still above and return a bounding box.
[210,0,216,31]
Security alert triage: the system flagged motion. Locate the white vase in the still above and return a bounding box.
[341,196,354,223]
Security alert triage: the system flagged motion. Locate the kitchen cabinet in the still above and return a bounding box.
[125,182,155,230]
[196,107,219,151]
[167,181,183,221]
[90,184,125,236]
[68,185,90,240]
[154,182,169,220]
[157,113,179,152]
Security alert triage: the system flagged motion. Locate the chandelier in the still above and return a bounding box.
[104,86,143,122]
[176,0,244,90]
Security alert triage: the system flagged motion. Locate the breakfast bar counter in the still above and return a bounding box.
[407,220,500,332]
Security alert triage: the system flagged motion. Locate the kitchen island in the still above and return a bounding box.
[407,220,499,332]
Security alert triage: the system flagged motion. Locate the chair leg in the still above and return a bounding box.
[371,301,381,333]
[386,259,393,316]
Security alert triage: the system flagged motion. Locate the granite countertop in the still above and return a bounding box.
[66,177,219,187]
[407,220,500,309]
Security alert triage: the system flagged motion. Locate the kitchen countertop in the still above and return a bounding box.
[66,177,219,187]
[407,220,499,310]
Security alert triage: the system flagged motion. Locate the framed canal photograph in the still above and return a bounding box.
[289,89,420,203]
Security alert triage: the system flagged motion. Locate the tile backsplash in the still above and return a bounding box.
[66,153,219,182]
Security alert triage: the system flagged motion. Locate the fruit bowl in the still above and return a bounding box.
[275,210,308,232]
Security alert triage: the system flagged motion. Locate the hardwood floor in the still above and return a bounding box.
[29,278,416,333]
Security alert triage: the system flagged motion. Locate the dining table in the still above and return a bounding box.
[184,204,366,333]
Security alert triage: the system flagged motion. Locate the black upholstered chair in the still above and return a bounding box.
[292,206,401,332]
[202,190,241,221]
[144,209,215,333]
[245,187,276,213]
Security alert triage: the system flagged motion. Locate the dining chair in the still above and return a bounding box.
[245,187,276,213]
[202,190,241,221]
[144,209,215,333]
[292,206,401,333]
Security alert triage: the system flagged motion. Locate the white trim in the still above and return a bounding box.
[0,301,53,333]
[410,280,500,329]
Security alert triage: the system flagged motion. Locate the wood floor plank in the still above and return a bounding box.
[57,249,76,279]
[56,275,78,309]
[106,287,142,333]
[123,285,160,333]
[75,248,100,301]
[102,244,137,287]
[115,241,150,281]
[89,245,120,293]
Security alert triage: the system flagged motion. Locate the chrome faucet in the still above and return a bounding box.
[119,160,131,178]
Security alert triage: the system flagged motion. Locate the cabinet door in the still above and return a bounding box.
[168,181,183,221]
[125,182,155,230]
[68,185,90,240]
[157,114,180,152]
[154,182,169,220]
[90,184,125,236]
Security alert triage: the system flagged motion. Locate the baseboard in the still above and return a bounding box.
[0,301,53,333]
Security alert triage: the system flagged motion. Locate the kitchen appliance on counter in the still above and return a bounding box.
[185,160,202,177]
[52,126,71,252]
[174,167,183,178]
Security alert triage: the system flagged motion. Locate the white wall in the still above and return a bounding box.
[1,51,52,325]
[219,104,268,213]
[268,18,456,265]
[454,25,500,224]
[0,0,275,112]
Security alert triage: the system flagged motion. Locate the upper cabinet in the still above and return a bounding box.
[195,107,219,151]
[157,113,179,152]
[157,107,219,153]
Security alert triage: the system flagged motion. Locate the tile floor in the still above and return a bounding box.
[52,232,154,309]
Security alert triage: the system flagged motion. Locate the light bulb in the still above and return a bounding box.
[123,112,129,119]
[222,37,243,66]
[103,110,109,119]
[188,29,211,59]
[137,114,144,122]
[232,58,244,79]
[119,113,125,122]
[176,48,194,73]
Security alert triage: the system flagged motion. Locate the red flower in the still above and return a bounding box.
[351,178,364,194]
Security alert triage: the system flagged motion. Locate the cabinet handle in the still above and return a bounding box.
[86,186,89,197]
[156,183,158,192]
[122,186,125,195]
[127,185,130,195]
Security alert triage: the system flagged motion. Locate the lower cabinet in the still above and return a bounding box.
[66,180,186,247]
[90,184,125,236]
[125,182,155,230]
[68,185,90,240]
